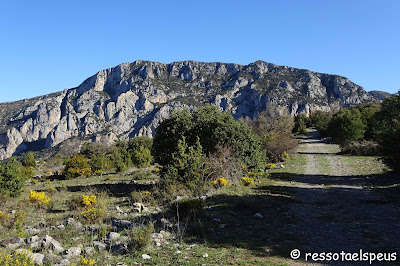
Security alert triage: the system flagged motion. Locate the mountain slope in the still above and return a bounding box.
[0,60,379,160]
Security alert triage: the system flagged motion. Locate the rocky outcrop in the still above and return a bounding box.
[0,60,381,160]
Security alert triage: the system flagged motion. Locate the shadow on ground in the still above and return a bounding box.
[187,171,400,264]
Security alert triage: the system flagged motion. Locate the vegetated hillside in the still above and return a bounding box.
[0,60,382,160]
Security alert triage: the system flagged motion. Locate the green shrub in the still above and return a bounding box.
[162,137,207,195]
[90,153,111,174]
[310,110,332,137]
[328,108,366,149]
[293,114,309,134]
[374,93,400,172]
[127,222,154,251]
[63,154,92,179]
[80,142,110,159]
[0,157,30,197]
[131,146,152,168]
[128,136,153,152]
[175,198,204,220]
[22,152,36,167]
[153,105,262,168]
[110,146,130,172]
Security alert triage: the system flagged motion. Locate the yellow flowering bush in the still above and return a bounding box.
[45,179,51,184]
[241,177,255,186]
[81,195,97,207]
[80,256,96,265]
[265,163,276,169]
[81,207,104,224]
[0,250,34,266]
[282,151,290,160]
[210,177,228,188]
[29,190,50,207]
[247,171,270,179]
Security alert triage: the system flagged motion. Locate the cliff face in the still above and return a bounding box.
[0,60,377,159]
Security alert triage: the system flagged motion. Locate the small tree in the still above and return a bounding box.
[128,136,153,152]
[63,154,92,179]
[90,153,111,174]
[310,110,332,137]
[162,137,207,195]
[328,108,366,149]
[293,114,309,134]
[22,152,36,168]
[0,157,29,197]
[374,93,400,172]
[132,146,152,168]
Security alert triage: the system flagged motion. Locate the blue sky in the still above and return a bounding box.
[0,0,399,102]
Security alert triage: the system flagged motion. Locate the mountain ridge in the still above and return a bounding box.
[0,60,385,160]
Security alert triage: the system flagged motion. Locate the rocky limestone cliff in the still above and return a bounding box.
[0,60,380,160]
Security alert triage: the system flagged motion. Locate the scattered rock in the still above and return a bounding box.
[112,219,133,231]
[105,232,120,242]
[25,226,40,235]
[160,230,173,239]
[254,213,263,219]
[56,258,71,265]
[57,224,65,230]
[64,247,81,259]
[93,241,107,251]
[27,235,40,244]
[203,253,209,258]
[76,226,86,232]
[111,243,128,254]
[29,252,45,265]
[151,233,163,240]
[64,218,78,227]
[142,254,151,260]
[0,237,26,249]
[41,235,64,254]
[132,202,148,213]
[174,196,185,202]
[84,247,94,255]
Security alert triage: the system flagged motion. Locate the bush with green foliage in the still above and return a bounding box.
[80,142,110,159]
[327,108,366,149]
[22,152,36,167]
[162,137,207,195]
[90,153,111,174]
[374,93,400,172]
[0,157,30,197]
[310,110,333,137]
[127,222,154,251]
[353,103,379,140]
[293,114,309,134]
[131,146,152,168]
[63,154,92,179]
[128,136,153,152]
[153,105,262,168]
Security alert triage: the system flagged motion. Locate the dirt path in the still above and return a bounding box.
[286,131,400,264]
